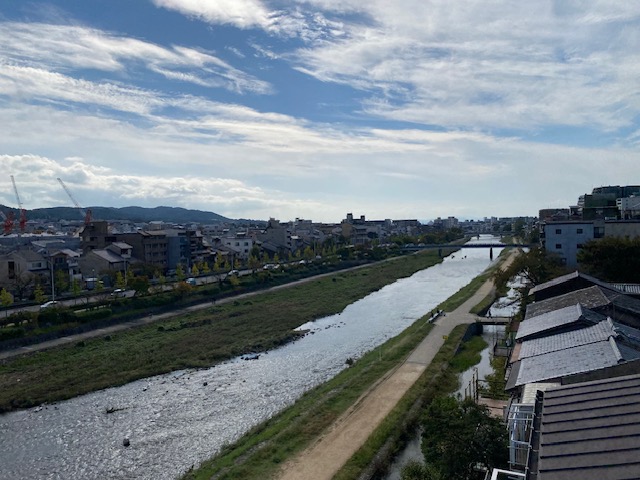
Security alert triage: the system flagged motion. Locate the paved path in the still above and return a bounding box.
[277,250,518,480]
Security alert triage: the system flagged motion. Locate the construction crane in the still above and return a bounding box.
[10,175,27,233]
[0,209,14,235]
[57,177,92,225]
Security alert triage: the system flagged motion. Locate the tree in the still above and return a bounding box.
[191,263,200,277]
[176,264,185,281]
[10,272,35,300]
[174,281,192,298]
[0,288,14,317]
[33,283,46,304]
[115,271,126,290]
[201,261,210,276]
[71,278,82,303]
[419,396,509,480]
[129,275,150,297]
[126,267,134,287]
[55,270,69,294]
[303,246,314,260]
[501,247,568,287]
[401,462,443,480]
[248,254,260,273]
[577,236,640,282]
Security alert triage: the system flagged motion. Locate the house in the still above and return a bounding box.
[497,373,640,479]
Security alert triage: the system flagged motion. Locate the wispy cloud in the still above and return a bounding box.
[0,21,271,94]
[286,1,640,132]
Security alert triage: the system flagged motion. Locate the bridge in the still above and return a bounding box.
[476,316,511,325]
[402,243,530,259]
[401,243,530,250]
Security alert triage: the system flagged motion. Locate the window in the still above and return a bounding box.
[577,244,584,249]
[577,228,583,234]
[555,229,562,234]
[555,243,562,249]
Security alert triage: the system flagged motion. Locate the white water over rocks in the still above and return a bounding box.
[0,236,503,480]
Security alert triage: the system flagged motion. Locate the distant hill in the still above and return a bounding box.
[1,205,231,224]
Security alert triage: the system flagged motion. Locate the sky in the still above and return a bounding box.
[1,1,639,223]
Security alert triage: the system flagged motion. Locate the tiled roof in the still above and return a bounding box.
[525,286,610,319]
[528,270,630,298]
[91,249,125,264]
[519,319,617,359]
[510,339,630,388]
[516,304,606,341]
[529,373,640,480]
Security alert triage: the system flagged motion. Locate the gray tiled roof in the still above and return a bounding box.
[91,249,125,264]
[519,319,617,359]
[528,271,580,296]
[529,373,640,480]
[516,304,606,341]
[512,339,626,388]
[528,270,621,297]
[525,286,610,319]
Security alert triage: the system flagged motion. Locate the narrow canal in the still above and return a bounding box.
[0,236,504,480]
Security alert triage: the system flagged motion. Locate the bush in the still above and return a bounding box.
[38,307,75,326]
[0,326,26,341]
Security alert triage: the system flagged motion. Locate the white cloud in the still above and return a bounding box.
[153,0,273,29]
[0,22,271,94]
[288,1,640,132]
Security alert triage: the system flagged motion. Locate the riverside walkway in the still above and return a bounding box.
[277,249,518,480]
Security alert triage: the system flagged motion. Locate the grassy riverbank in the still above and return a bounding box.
[183,308,438,480]
[0,250,449,413]
[334,326,487,480]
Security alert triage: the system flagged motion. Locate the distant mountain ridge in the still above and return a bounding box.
[1,205,231,224]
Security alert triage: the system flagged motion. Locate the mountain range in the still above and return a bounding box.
[0,205,232,224]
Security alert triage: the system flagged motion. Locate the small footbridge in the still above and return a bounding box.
[475,315,511,326]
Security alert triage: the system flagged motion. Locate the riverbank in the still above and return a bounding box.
[181,247,517,480]
[0,250,449,413]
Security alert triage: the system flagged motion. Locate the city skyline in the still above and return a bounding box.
[1,1,639,223]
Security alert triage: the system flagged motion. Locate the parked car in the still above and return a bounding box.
[110,288,126,298]
[39,300,59,310]
[228,269,240,276]
[186,277,197,286]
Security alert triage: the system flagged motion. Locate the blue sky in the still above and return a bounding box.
[1,1,639,222]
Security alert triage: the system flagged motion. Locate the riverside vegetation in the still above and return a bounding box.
[0,248,456,413]
[183,248,515,479]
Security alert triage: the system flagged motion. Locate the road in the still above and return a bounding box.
[0,262,374,360]
[276,249,518,480]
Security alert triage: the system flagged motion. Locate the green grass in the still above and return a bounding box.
[0,251,444,413]
[333,324,486,480]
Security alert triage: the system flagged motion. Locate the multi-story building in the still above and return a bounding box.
[540,186,640,266]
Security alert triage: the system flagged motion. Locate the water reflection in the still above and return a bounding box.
[0,237,503,480]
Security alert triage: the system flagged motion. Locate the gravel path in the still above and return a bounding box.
[276,250,518,480]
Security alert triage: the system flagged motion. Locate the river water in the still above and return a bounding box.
[0,236,503,480]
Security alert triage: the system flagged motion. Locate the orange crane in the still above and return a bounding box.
[0,209,14,235]
[57,177,92,225]
[10,175,27,233]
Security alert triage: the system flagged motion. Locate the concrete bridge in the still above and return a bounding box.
[401,243,530,250]
[475,316,511,325]
[402,243,530,260]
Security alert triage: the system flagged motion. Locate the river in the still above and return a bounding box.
[0,236,503,480]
